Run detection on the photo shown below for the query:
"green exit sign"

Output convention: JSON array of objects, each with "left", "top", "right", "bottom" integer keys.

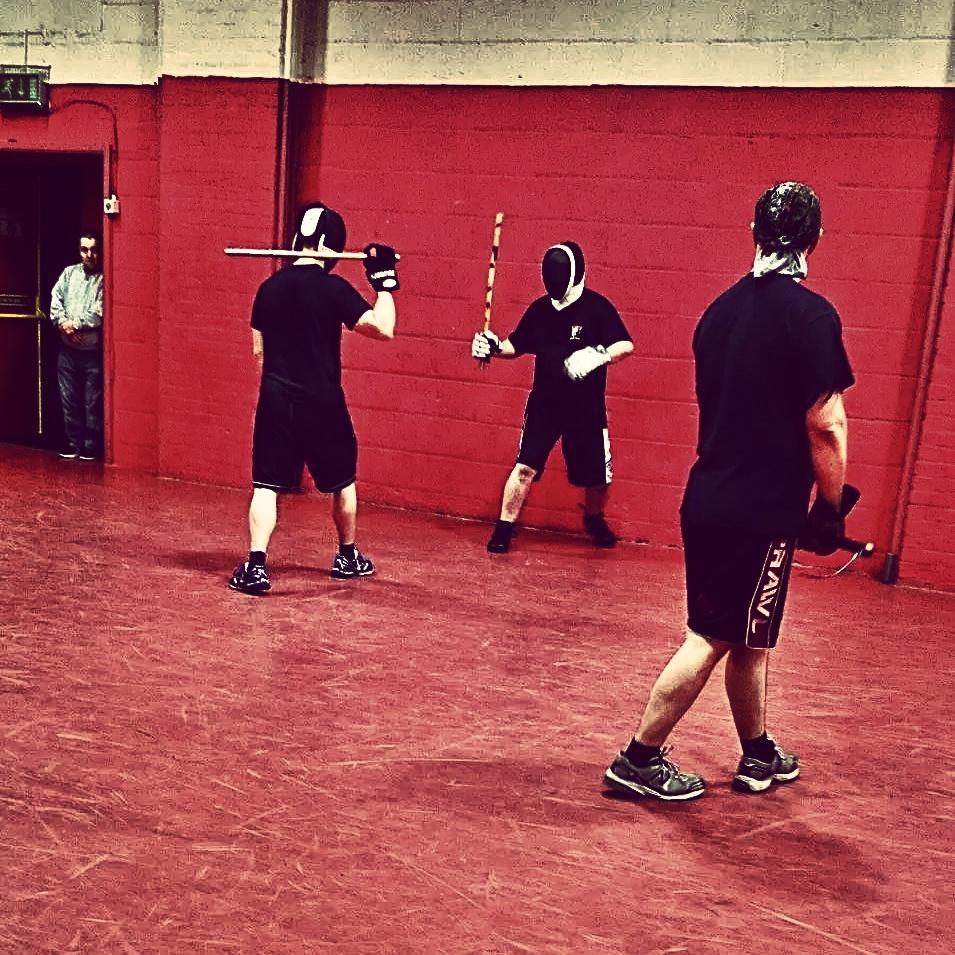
[{"left": 0, "top": 66, "right": 50, "bottom": 110}]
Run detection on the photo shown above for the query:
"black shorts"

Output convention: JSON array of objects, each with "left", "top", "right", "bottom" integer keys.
[
  {"left": 251, "top": 386, "right": 357, "bottom": 494},
  {"left": 681, "top": 518, "right": 796, "bottom": 649},
  {"left": 517, "top": 399, "right": 612, "bottom": 488}
]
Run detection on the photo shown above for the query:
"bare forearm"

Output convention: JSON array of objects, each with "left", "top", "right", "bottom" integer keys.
[
  {"left": 606, "top": 340, "right": 634, "bottom": 363},
  {"left": 806, "top": 393, "right": 847, "bottom": 509},
  {"left": 371, "top": 292, "right": 396, "bottom": 339},
  {"left": 809, "top": 429, "right": 846, "bottom": 508},
  {"left": 355, "top": 294, "right": 396, "bottom": 340}
]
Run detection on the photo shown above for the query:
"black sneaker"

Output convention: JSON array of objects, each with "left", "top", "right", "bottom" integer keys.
[
  {"left": 583, "top": 512, "right": 617, "bottom": 548},
  {"left": 604, "top": 748, "right": 705, "bottom": 801},
  {"left": 59, "top": 447, "right": 79, "bottom": 459},
  {"left": 229, "top": 561, "right": 271, "bottom": 594},
  {"left": 331, "top": 549, "right": 375, "bottom": 579},
  {"left": 732, "top": 742, "right": 799, "bottom": 793},
  {"left": 79, "top": 451, "right": 97, "bottom": 461},
  {"left": 487, "top": 521, "right": 514, "bottom": 554}
]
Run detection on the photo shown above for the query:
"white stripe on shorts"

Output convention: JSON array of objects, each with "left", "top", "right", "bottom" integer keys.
[
  {"left": 603, "top": 428, "right": 612, "bottom": 484},
  {"left": 745, "top": 538, "right": 790, "bottom": 648}
]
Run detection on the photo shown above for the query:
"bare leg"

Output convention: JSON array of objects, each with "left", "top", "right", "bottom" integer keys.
[
  {"left": 499, "top": 464, "right": 537, "bottom": 522},
  {"left": 249, "top": 487, "right": 278, "bottom": 553},
  {"left": 583, "top": 484, "right": 608, "bottom": 515},
  {"left": 724, "top": 644, "right": 769, "bottom": 741},
  {"left": 332, "top": 482, "right": 358, "bottom": 546},
  {"left": 634, "top": 631, "right": 730, "bottom": 747}
]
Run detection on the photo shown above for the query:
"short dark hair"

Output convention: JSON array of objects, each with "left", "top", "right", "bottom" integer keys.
[
  {"left": 753, "top": 182, "right": 821, "bottom": 254},
  {"left": 79, "top": 231, "right": 101, "bottom": 247}
]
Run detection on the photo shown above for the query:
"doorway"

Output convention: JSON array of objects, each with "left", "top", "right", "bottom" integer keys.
[{"left": 0, "top": 151, "right": 102, "bottom": 451}]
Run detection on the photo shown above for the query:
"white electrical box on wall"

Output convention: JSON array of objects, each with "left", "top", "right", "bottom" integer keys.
[{"left": 103, "top": 194, "right": 120, "bottom": 216}]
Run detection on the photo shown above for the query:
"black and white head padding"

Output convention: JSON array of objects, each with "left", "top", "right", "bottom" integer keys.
[
  {"left": 753, "top": 182, "right": 821, "bottom": 254},
  {"left": 542, "top": 241, "right": 586, "bottom": 301},
  {"left": 293, "top": 201, "right": 347, "bottom": 270}
]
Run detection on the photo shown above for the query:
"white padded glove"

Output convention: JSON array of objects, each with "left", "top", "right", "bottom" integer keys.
[
  {"left": 564, "top": 345, "right": 610, "bottom": 381},
  {"left": 471, "top": 330, "right": 501, "bottom": 361}
]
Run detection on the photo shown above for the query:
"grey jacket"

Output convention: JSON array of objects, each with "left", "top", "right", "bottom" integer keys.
[{"left": 50, "top": 264, "right": 103, "bottom": 351}]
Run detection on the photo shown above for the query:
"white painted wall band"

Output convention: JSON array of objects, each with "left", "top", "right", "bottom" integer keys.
[{"left": 0, "top": 1, "right": 951, "bottom": 88}]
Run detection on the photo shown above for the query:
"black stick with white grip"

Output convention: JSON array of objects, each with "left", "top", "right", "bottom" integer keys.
[
  {"left": 801, "top": 485, "right": 875, "bottom": 577},
  {"left": 833, "top": 486, "right": 874, "bottom": 557},
  {"left": 838, "top": 537, "right": 875, "bottom": 557},
  {"left": 816, "top": 536, "right": 875, "bottom": 579}
]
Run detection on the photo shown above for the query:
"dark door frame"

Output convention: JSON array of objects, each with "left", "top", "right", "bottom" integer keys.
[{"left": 0, "top": 146, "right": 109, "bottom": 459}]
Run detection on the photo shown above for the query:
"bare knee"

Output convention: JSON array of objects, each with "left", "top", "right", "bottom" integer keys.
[
  {"left": 333, "top": 482, "right": 357, "bottom": 507},
  {"left": 684, "top": 629, "right": 731, "bottom": 664},
  {"left": 512, "top": 464, "right": 537, "bottom": 485},
  {"left": 728, "top": 644, "right": 769, "bottom": 665}
]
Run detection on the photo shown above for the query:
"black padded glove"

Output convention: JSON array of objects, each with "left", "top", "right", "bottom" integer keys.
[
  {"left": 800, "top": 499, "right": 843, "bottom": 556},
  {"left": 363, "top": 244, "right": 400, "bottom": 292},
  {"left": 799, "top": 484, "right": 859, "bottom": 556}
]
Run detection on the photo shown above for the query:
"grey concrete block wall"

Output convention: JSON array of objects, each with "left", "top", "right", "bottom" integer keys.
[
  {"left": 0, "top": 0, "right": 952, "bottom": 86},
  {"left": 318, "top": 0, "right": 955, "bottom": 86}
]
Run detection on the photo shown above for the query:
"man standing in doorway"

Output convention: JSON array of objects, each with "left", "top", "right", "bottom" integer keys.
[
  {"left": 603, "top": 182, "right": 855, "bottom": 800},
  {"left": 50, "top": 232, "right": 104, "bottom": 460}
]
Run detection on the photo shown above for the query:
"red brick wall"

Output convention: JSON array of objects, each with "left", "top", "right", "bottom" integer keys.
[
  {"left": 0, "top": 85, "right": 161, "bottom": 470},
  {"left": 107, "top": 89, "right": 161, "bottom": 471},
  {"left": 903, "top": 221, "right": 955, "bottom": 588},
  {"left": 155, "top": 78, "right": 281, "bottom": 485},
  {"left": 6, "top": 81, "right": 952, "bottom": 589},
  {"left": 289, "top": 87, "right": 952, "bottom": 571}
]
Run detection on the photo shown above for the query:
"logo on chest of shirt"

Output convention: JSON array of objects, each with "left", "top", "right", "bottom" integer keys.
[{"left": 569, "top": 325, "right": 583, "bottom": 341}]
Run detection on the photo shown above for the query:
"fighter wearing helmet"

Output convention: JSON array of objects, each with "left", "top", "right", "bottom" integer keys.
[
  {"left": 229, "top": 201, "right": 400, "bottom": 594},
  {"left": 472, "top": 241, "right": 634, "bottom": 554}
]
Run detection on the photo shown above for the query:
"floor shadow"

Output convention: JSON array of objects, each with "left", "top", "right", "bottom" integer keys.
[
  {"left": 370, "top": 755, "right": 705, "bottom": 829},
  {"left": 377, "top": 755, "right": 886, "bottom": 907}
]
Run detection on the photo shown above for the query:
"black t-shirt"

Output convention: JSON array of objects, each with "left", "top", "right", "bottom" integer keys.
[
  {"left": 507, "top": 289, "right": 631, "bottom": 421},
  {"left": 250, "top": 264, "right": 371, "bottom": 403},
  {"left": 680, "top": 272, "right": 855, "bottom": 537}
]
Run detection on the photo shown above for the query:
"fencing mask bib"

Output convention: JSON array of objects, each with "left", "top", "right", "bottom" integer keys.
[{"left": 542, "top": 242, "right": 585, "bottom": 306}]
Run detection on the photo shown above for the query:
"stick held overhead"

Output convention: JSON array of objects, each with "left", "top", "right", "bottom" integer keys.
[{"left": 225, "top": 248, "right": 400, "bottom": 261}]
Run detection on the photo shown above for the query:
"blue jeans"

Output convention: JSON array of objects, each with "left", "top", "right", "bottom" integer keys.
[{"left": 57, "top": 346, "right": 102, "bottom": 454}]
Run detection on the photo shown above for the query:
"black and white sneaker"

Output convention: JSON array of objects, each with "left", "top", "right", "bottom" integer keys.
[
  {"left": 228, "top": 561, "right": 271, "bottom": 594},
  {"left": 331, "top": 549, "right": 375, "bottom": 579},
  {"left": 604, "top": 748, "right": 705, "bottom": 801},
  {"left": 732, "top": 742, "right": 800, "bottom": 793},
  {"left": 583, "top": 512, "right": 618, "bottom": 548},
  {"left": 59, "top": 447, "right": 79, "bottom": 459}
]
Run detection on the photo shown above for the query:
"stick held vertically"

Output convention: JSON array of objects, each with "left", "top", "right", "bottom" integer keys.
[{"left": 484, "top": 212, "right": 505, "bottom": 334}]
